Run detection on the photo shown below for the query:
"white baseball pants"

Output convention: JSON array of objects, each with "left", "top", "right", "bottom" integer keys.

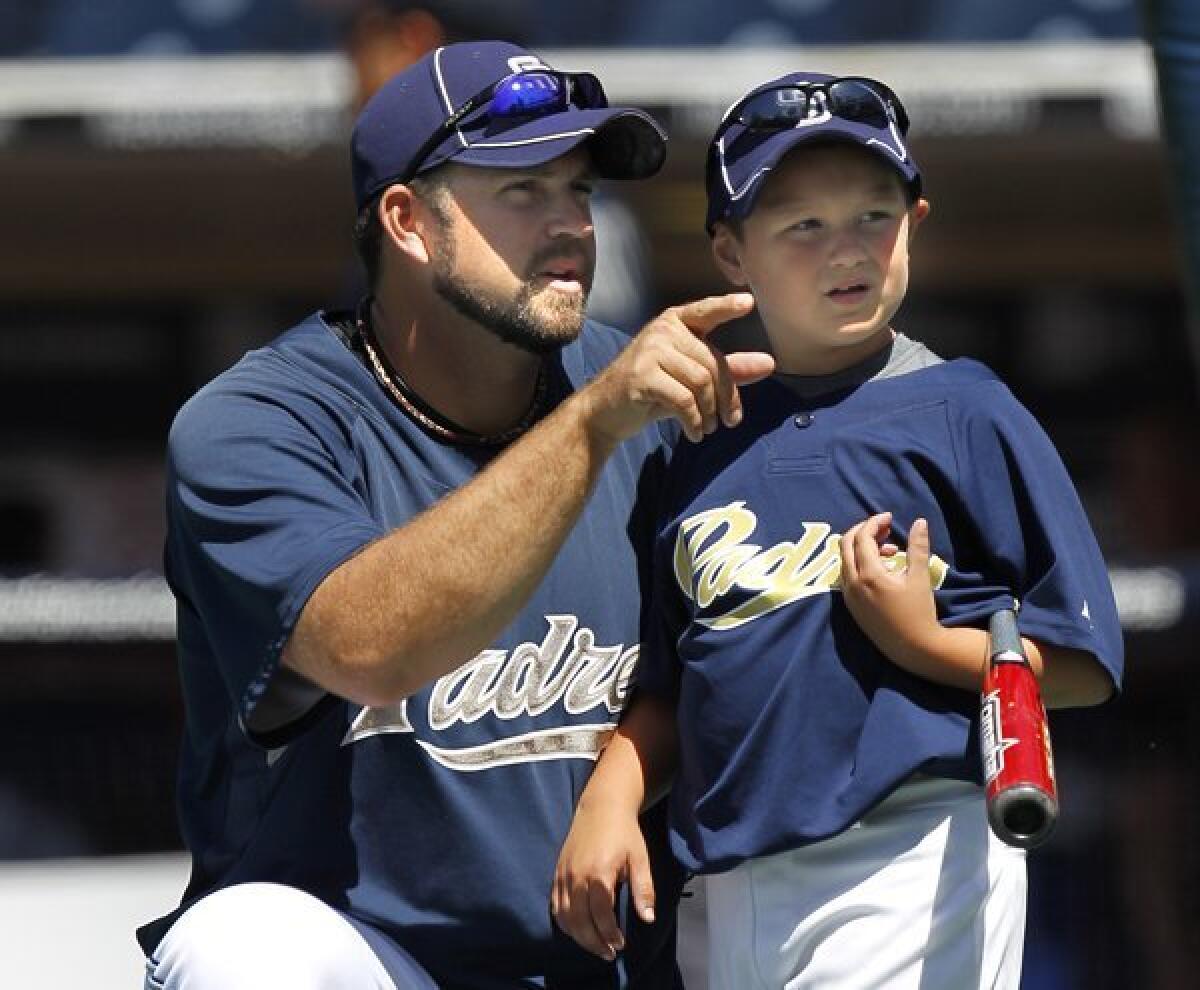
[
  {"left": 704, "top": 777, "right": 1027, "bottom": 989},
  {"left": 144, "top": 882, "right": 436, "bottom": 989}
]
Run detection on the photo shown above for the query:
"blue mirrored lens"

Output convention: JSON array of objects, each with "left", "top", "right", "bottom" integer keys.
[{"left": 490, "top": 72, "right": 566, "bottom": 117}]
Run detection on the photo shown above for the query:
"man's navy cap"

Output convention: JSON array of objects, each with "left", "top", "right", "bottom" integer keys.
[
  {"left": 705, "top": 71, "right": 922, "bottom": 233},
  {"left": 351, "top": 40, "right": 667, "bottom": 210}
]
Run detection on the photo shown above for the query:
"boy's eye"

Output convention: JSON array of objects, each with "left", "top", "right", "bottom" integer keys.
[{"left": 861, "top": 210, "right": 894, "bottom": 224}]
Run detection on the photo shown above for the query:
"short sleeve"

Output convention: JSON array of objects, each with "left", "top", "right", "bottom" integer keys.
[
  {"left": 631, "top": 450, "right": 688, "bottom": 706},
  {"left": 949, "top": 382, "right": 1124, "bottom": 690},
  {"left": 165, "top": 376, "right": 387, "bottom": 721}
]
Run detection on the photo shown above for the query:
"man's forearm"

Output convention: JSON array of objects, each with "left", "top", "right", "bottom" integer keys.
[
  {"left": 283, "top": 391, "right": 619, "bottom": 706},
  {"left": 283, "top": 293, "right": 772, "bottom": 706}
]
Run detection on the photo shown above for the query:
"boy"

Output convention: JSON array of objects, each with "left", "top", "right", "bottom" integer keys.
[{"left": 552, "top": 72, "right": 1123, "bottom": 988}]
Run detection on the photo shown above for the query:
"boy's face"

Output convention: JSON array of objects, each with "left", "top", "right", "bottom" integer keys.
[{"left": 711, "top": 143, "right": 929, "bottom": 375}]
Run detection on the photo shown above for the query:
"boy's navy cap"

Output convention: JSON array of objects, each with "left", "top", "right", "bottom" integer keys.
[
  {"left": 705, "top": 71, "right": 922, "bottom": 233},
  {"left": 351, "top": 40, "right": 667, "bottom": 209}
]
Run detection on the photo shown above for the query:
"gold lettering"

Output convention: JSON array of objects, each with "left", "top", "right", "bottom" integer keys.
[
  {"left": 674, "top": 502, "right": 759, "bottom": 603},
  {"left": 676, "top": 502, "right": 951, "bottom": 630}
]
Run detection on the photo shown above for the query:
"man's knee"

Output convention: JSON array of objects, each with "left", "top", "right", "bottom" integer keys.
[{"left": 144, "top": 883, "right": 398, "bottom": 990}]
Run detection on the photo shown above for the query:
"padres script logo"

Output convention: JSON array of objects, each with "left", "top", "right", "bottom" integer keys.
[
  {"left": 342, "top": 615, "right": 635, "bottom": 771},
  {"left": 674, "top": 501, "right": 948, "bottom": 630}
]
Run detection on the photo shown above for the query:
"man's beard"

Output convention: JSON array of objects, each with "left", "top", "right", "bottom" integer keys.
[{"left": 429, "top": 232, "right": 590, "bottom": 356}]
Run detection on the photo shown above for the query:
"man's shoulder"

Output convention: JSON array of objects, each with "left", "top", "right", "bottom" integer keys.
[
  {"left": 168, "top": 313, "right": 363, "bottom": 451},
  {"left": 231, "top": 311, "right": 357, "bottom": 387},
  {"left": 196, "top": 311, "right": 360, "bottom": 398}
]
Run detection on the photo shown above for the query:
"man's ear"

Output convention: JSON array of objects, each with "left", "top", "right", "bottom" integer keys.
[
  {"left": 379, "top": 184, "right": 433, "bottom": 265},
  {"left": 711, "top": 223, "right": 749, "bottom": 287}
]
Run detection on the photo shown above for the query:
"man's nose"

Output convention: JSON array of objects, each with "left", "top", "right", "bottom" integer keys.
[{"left": 546, "top": 194, "right": 593, "bottom": 240}]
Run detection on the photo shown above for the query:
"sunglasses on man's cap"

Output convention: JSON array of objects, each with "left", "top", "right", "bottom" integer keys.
[
  {"left": 403, "top": 69, "right": 609, "bottom": 182},
  {"left": 350, "top": 41, "right": 667, "bottom": 209}
]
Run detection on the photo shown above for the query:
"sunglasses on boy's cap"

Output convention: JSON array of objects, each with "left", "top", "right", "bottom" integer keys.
[
  {"left": 705, "top": 71, "right": 922, "bottom": 233},
  {"left": 351, "top": 40, "right": 668, "bottom": 210}
]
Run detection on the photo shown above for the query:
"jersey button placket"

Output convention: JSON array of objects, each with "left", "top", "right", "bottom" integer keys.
[{"left": 794, "top": 411, "right": 815, "bottom": 428}]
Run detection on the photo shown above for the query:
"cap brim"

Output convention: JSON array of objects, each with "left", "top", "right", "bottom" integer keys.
[
  {"left": 427, "top": 107, "right": 667, "bottom": 180},
  {"left": 710, "top": 119, "right": 920, "bottom": 230}
]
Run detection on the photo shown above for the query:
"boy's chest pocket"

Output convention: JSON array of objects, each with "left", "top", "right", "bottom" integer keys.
[{"left": 766, "top": 453, "right": 830, "bottom": 475}]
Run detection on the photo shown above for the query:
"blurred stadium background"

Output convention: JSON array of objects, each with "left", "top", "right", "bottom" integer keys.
[{"left": 1, "top": 1, "right": 1198, "bottom": 987}]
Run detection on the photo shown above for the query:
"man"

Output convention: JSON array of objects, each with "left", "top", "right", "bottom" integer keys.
[
  {"left": 138, "top": 40, "right": 773, "bottom": 990},
  {"left": 337, "top": 3, "right": 656, "bottom": 329}
]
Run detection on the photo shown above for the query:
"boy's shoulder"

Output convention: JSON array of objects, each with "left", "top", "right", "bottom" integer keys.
[
  {"left": 883, "top": 356, "right": 1023, "bottom": 415},
  {"left": 906, "top": 355, "right": 1001, "bottom": 391},
  {"left": 887, "top": 358, "right": 1048, "bottom": 443},
  {"left": 923, "top": 357, "right": 1033, "bottom": 416}
]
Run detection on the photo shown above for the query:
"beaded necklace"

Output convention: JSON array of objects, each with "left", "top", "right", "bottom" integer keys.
[{"left": 355, "top": 297, "right": 547, "bottom": 447}]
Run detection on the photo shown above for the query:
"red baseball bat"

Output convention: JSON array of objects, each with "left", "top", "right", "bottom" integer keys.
[{"left": 980, "top": 608, "right": 1058, "bottom": 849}]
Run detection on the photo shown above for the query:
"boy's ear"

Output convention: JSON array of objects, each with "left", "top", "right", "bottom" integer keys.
[
  {"left": 907, "top": 198, "right": 931, "bottom": 242},
  {"left": 711, "top": 223, "right": 750, "bottom": 287},
  {"left": 379, "top": 184, "right": 433, "bottom": 265}
]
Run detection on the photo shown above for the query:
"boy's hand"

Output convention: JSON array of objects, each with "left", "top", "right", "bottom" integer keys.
[
  {"left": 839, "top": 513, "right": 940, "bottom": 667},
  {"left": 580, "top": 293, "right": 775, "bottom": 446},
  {"left": 551, "top": 800, "right": 655, "bottom": 961}
]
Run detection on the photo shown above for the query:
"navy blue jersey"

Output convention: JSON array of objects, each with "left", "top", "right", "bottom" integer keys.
[
  {"left": 638, "top": 358, "right": 1123, "bottom": 875},
  {"left": 139, "top": 313, "right": 683, "bottom": 989}
]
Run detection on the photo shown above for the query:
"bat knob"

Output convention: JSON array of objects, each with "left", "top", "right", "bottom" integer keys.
[{"left": 987, "top": 784, "right": 1058, "bottom": 850}]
